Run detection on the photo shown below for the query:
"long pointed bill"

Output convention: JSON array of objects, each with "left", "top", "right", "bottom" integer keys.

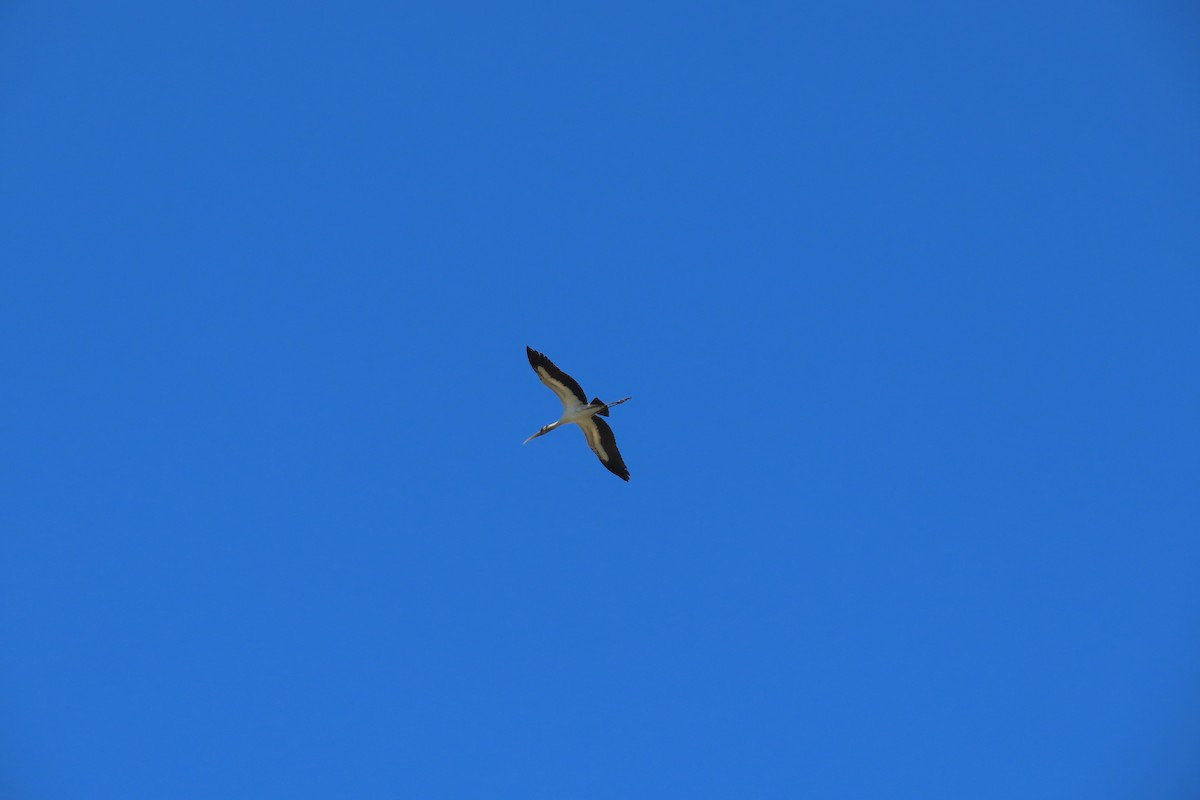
[{"left": 523, "top": 429, "right": 548, "bottom": 445}]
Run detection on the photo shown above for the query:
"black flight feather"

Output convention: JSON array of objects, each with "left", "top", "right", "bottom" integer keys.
[{"left": 526, "top": 346, "right": 588, "bottom": 405}]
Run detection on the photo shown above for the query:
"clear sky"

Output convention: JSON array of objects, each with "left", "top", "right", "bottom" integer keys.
[{"left": 2, "top": 2, "right": 1199, "bottom": 798}]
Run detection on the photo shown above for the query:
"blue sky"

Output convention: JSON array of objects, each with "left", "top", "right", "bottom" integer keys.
[{"left": 2, "top": 1, "right": 1199, "bottom": 797}]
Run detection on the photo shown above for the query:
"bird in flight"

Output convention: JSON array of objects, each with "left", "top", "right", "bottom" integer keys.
[{"left": 524, "top": 346, "right": 632, "bottom": 481}]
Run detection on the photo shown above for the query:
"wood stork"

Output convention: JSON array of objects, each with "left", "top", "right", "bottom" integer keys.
[{"left": 524, "top": 346, "right": 632, "bottom": 481}]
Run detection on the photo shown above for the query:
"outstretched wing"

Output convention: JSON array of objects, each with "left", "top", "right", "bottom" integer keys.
[
  {"left": 579, "top": 415, "right": 630, "bottom": 481},
  {"left": 527, "top": 346, "right": 587, "bottom": 409}
]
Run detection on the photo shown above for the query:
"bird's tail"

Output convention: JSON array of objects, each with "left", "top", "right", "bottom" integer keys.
[{"left": 591, "top": 396, "right": 631, "bottom": 416}]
